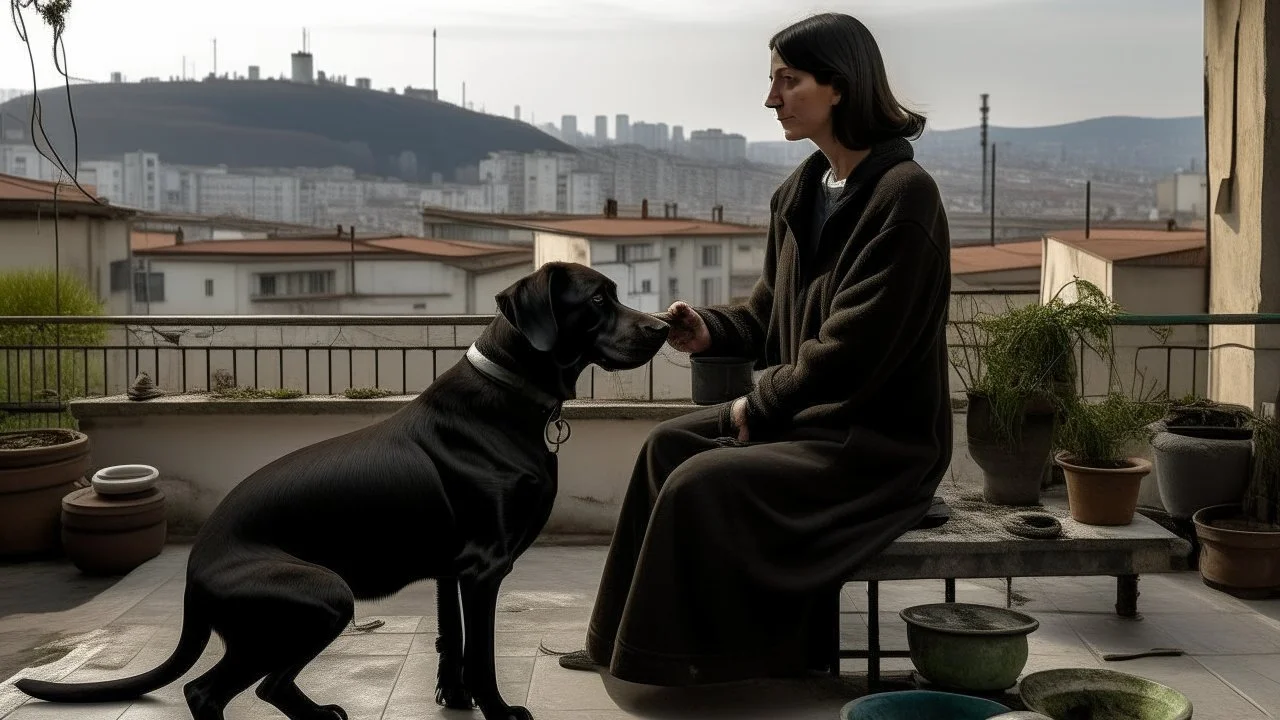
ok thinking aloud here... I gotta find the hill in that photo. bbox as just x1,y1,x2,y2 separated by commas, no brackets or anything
915,115,1205,173
0,79,575,181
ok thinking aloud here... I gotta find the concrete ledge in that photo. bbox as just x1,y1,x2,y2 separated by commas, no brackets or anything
69,394,705,421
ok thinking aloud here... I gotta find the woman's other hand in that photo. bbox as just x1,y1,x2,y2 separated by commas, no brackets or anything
731,397,750,442
664,301,711,354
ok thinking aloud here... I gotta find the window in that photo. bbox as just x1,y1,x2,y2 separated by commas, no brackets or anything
204,279,214,297
700,277,722,305
701,244,722,267
668,277,678,297
133,272,165,303
254,270,336,298
109,260,131,292
616,243,651,263
640,279,652,294
668,247,677,265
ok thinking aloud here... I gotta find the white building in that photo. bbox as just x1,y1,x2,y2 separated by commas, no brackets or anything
478,151,601,215
415,207,768,313
193,169,303,223
129,231,533,315
0,143,63,181
688,129,748,164
1155,172,1208,220
421,183,511,214
0,172,138,313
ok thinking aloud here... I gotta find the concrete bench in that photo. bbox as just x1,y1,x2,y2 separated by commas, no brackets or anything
825,487,1195,688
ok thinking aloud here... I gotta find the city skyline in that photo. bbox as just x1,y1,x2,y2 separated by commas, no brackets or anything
1,0,1204,143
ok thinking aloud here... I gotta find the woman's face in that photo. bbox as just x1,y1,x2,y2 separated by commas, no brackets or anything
765,49,840,143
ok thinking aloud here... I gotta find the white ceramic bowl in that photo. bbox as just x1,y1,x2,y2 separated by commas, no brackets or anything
91,464,160,496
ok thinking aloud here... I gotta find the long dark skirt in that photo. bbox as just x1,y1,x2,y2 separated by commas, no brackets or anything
582,405,937,686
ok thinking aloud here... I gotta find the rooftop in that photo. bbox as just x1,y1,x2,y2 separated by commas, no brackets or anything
0,173,134,218
951,240,1043,275
1047,228,1208,265
132,232,531,265
422,207,766,238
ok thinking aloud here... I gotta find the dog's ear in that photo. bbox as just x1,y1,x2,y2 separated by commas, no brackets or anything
495,263,564,353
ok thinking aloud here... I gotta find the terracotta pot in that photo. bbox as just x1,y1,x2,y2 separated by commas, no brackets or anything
0,429,91,557
1055,452,1151,526
61,485,168,576
1192,503,1280,599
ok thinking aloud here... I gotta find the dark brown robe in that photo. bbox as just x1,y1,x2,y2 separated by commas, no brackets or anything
582,138,954,686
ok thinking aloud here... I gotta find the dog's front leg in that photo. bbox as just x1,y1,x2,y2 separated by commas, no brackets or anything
460,574,531,720
434,577,474,710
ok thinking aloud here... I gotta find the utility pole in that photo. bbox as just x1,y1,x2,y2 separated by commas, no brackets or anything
432,29,437,92
980,93,990,212
212,38,217,78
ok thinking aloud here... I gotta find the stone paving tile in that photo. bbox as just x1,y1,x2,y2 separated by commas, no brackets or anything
1196,654,1280,716
7,544,1280,720
1146,612,1280,656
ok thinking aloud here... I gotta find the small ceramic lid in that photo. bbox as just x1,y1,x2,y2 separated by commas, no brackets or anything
63,486,165,515
900,602,1040,636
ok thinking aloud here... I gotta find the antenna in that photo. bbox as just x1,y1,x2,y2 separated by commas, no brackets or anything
213,38,217,77
433,28,437,92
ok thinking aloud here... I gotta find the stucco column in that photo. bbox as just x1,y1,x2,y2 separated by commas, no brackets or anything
1206,0,1280,411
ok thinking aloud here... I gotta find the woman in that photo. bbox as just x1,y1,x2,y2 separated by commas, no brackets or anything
560,11,953,686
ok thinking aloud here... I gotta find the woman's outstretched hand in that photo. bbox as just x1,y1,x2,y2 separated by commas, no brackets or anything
663,301,711,354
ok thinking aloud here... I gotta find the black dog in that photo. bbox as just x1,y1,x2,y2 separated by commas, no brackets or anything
16,261,670,720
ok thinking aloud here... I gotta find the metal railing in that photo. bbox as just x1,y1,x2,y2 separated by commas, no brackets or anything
2,312,1278,430
0,314,690,430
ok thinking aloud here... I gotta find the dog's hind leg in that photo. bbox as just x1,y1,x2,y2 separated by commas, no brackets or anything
460,573,531,720
434,577,474,710
189,560,355,720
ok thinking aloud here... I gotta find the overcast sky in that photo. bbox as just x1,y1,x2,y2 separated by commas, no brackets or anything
0,0,1204,142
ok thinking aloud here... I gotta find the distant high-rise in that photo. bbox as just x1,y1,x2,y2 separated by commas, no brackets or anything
515,105,522,121
595,115,608,143
561,115,578,143
616,114,630,144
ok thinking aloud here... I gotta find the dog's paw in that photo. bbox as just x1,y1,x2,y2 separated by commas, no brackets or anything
434,683,475,710
318,705,348,720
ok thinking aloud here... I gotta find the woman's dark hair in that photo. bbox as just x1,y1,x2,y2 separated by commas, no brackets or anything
769,12,926,150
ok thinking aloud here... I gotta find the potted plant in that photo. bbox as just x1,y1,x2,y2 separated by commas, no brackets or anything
950,280,1119,506
1152,395,1255,519
1054,392,1169,526
1193,410,1280,598
0,427,92,557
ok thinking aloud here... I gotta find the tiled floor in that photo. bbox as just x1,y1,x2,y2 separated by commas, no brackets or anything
1,544,1278,719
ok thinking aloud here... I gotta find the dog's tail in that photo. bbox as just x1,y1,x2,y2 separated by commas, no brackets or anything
15,589,212,704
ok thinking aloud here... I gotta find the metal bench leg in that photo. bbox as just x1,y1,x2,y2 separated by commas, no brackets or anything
944,578,955,603
1116,574,1140,618
867,580,880,691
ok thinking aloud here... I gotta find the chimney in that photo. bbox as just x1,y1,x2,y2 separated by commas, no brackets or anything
641,199,649,219
175,227,184,245
712,205,724,223
671,202,678,218
663,202,671,219
336,223,344,237
604,198,618,218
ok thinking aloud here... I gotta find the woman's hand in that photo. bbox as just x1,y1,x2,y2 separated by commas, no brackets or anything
664,301,711,354
731,397,750,442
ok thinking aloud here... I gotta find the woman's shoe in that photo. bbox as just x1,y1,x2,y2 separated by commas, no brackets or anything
557,649,601,672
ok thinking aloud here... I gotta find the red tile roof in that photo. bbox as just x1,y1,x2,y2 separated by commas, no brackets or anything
951,240,1043,275
0,172,133,217
134,233,528,260
1047,228,1206,263
423,208,765,237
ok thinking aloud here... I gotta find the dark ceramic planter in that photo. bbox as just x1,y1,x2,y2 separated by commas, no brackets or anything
1153,426,1253,519
689,356,754,406
965,392,1056,506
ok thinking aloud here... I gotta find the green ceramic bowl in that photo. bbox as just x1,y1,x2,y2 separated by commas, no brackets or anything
1019,668,1193,720
900,603,1040,692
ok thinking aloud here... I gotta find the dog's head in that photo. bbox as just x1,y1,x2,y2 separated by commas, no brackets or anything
495,262,670,371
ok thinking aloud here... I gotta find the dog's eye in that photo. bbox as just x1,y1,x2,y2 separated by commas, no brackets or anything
591,294,605,305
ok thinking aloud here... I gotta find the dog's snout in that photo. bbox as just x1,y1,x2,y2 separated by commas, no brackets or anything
640,315,670,338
